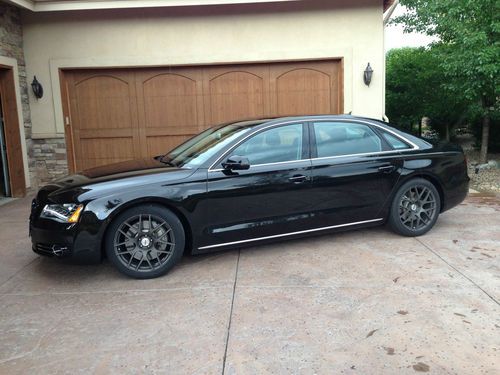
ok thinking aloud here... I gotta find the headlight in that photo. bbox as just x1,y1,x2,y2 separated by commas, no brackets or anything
40,204,84,223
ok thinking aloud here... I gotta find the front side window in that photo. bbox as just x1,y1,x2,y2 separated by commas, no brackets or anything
231,123,303,165
161,123,255,168
313,122,382,158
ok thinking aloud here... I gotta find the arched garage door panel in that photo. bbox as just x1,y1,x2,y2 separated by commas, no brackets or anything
136,69,204,157
67,70,141,171
204,65,270,125
273,66,335,116
63,60,342,172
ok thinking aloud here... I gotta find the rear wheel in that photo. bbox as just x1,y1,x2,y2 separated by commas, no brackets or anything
105,205,185,279
388,178,441,237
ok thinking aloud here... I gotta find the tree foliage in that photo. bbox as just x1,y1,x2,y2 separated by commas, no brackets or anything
392,0,500,161
386,47,468,137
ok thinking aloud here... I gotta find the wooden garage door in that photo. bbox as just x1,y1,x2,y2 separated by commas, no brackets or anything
63,60,342,171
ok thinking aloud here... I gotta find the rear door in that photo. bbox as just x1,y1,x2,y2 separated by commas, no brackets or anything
196,122,313,249
307,120,403,227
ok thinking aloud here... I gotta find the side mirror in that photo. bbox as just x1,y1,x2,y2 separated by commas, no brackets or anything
222,155,250,171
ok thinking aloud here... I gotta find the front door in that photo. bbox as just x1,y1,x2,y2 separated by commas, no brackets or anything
197,122,313,249
308,120,402,227
0,97,11,197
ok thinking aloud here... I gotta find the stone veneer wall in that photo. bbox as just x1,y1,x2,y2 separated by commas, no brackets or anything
0,3,68,190
31,138,68,186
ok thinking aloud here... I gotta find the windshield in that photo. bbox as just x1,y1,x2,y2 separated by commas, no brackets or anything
159,124,254,168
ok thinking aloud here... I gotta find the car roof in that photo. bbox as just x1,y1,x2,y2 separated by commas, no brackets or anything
223,114,379,128
262,114,380,124
241,114,387,123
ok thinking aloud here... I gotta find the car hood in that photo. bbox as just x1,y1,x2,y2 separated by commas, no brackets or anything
37,158,195,203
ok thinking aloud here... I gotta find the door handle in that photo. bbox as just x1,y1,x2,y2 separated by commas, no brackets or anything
288,174,309,183
378,164,396,174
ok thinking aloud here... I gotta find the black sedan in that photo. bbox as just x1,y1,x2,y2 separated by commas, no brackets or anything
30,115,469,279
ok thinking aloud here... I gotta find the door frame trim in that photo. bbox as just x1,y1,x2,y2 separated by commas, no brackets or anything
58,69,77,172
0,57,29,196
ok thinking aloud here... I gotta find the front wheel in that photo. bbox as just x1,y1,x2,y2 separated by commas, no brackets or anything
105,205,185,279
388,178,441,237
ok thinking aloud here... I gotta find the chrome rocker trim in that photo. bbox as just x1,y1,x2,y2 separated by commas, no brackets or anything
197,218,384,250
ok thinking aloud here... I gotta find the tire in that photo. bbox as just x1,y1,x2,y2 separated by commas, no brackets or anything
388,178,441,237
105,204,185,279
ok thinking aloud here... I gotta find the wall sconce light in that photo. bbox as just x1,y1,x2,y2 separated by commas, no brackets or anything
363,63,373,86
31,76,44,99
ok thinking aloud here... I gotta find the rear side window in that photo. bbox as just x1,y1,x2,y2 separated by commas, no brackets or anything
380,130,411,150
313,122,382,158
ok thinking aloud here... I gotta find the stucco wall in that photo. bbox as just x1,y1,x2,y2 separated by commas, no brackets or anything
21,0,384,139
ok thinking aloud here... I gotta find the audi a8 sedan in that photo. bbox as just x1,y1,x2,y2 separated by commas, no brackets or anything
30,115,469,278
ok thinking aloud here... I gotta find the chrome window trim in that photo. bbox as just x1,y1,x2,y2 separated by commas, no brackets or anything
311,149,409,162
210,158,311,173
197,218,384,250
207,117,420,172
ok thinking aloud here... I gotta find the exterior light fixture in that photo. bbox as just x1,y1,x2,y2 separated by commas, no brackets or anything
363,63,373,86
31,76,44,99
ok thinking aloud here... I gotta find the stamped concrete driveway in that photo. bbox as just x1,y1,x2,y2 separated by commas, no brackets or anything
0,193,499,374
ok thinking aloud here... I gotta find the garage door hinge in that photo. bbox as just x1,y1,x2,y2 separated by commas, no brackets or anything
65,116,70,126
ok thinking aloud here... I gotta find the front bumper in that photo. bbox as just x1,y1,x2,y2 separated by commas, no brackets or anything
30,199,102,264
30,223,102,264
30,224,74,258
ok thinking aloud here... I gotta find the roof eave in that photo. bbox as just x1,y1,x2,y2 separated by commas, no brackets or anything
384,0,396,12
5,0,397,13
4,0,301,12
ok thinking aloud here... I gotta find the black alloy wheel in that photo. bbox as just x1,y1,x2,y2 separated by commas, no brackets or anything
388,178,441,237
105,205,185,279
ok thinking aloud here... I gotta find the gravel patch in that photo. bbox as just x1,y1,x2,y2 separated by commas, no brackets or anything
452,133,500,194
465,150,500,193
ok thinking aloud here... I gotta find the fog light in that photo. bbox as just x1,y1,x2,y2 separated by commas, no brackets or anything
52,245,68,257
